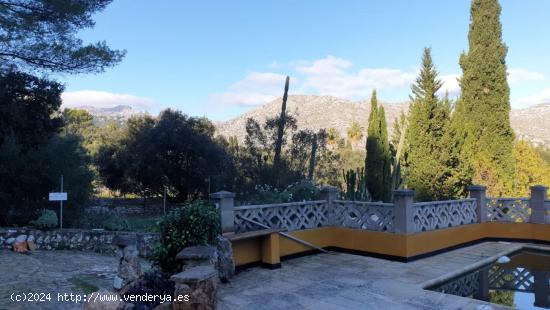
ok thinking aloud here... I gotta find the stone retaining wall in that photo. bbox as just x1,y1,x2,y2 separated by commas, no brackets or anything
0,228,158,258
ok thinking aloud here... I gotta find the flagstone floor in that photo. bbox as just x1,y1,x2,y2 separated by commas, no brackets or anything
217,241,539,310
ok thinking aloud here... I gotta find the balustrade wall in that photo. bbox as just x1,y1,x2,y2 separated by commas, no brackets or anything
211,185,550,235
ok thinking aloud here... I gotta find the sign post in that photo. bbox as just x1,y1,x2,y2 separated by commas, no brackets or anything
49,175,67,230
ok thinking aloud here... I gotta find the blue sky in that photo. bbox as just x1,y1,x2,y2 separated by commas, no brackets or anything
59,0,550,120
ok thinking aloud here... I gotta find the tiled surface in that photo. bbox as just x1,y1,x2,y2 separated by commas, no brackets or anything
218,242,537,309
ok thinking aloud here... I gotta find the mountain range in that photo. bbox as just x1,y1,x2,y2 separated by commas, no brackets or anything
216,95,550,148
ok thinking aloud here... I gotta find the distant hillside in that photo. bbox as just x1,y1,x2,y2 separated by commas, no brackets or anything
78,105,144,126
511,103,550,147
216,95,408,147
216,95,550,148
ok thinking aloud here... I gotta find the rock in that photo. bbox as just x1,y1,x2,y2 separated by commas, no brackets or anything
152,302,172,310
13,235,28,252
176,245,218,271
214,236,235,283
5,237,15,245
113,276,124,290
497,256,511,264
171,265,218,310
84,289,124,310
27,240,37,251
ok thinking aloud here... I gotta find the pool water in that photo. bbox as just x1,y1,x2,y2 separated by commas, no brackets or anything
427,250,550,309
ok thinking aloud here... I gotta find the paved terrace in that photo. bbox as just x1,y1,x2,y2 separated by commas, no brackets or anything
218,241,540,310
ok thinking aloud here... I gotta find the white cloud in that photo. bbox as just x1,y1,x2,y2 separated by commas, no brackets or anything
516,88,550,108
295,55,415,98
212,72,288,107
61,90,155,111
508,68,544,84
439,74,461,97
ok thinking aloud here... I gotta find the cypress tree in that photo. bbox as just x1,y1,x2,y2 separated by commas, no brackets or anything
454,0,515,196
365,90,391,201
406,48,460,200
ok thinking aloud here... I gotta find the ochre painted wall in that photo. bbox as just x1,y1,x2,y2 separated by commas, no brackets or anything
232,223,550,267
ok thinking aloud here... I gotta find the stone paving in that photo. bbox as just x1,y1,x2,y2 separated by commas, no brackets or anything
217,242,539,310
0,250,149,310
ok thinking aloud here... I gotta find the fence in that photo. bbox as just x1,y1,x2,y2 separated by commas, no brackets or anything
211,185,550,236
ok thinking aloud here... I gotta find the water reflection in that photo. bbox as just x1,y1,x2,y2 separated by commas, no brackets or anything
429,251,550,309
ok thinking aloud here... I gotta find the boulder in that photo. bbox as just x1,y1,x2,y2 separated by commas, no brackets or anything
176,245,217,271
171,265,218,310
13,235,28,252
27,235,37,251
213,236,234,282
5,237,15,245
84,289,124,310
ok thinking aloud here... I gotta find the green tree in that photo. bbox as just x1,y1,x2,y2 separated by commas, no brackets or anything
0,0,125,73
512,140,550,197
365,90,392,201
406,48,462,200
0,72,92,225
346,121,363,142
453,0,515,196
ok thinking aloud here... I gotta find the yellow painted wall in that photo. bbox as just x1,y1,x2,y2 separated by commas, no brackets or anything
232,222,550,267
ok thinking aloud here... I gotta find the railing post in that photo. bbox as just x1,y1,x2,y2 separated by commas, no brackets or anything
320,186,338,206
393,189,415,234
529,185,548,224
467,185,487,223
320,186,339,226
210,191,236,234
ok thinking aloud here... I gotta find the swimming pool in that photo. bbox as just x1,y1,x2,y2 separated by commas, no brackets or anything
427,249,550,309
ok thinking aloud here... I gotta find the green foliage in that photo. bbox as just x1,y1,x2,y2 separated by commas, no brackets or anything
453,0,515,196
489,290,514,307
96,109,235,202
0,0,125,74
103,217,129,231
31,209,58,229
512,140,550,197
246,181,320,204
342,168,369,201
152,201,220,273
0,71,93,226
405,48,463,200
365,90,392,202
346,122,364,142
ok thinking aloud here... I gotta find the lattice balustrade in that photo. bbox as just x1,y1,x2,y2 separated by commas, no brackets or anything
431,270,480,297
331,200,395,232
487,198,530,222
488,266,535,292
545,200,550,224
412,199,477,232
234,200,329,233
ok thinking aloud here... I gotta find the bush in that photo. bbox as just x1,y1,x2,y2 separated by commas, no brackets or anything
152,200,220,273
284,180,320,202
103,217,129,231
30,209,58,229
245,181,320,204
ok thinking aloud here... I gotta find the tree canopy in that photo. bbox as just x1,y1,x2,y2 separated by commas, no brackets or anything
0,0,125,73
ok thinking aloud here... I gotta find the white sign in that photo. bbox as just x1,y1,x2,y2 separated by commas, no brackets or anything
49,192,67,201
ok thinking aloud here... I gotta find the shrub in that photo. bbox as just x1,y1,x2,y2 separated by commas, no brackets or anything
103,217,129,231
284,180,320,202
30,209,58,229
152,200,220,273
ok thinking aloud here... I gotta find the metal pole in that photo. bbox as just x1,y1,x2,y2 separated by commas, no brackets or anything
163,186,166,216
60,175,63,230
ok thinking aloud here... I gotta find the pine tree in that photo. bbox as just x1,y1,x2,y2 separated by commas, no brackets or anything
406,48,460,200
365,90,391,201
453,0,515,196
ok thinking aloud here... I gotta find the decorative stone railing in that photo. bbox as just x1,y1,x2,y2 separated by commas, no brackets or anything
210,184,550,236
332,200,395,232
486,198,530,222
412,199,477,232
233,200,329,233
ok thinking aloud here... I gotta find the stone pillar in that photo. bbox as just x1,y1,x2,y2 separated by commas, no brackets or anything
393,190,415,234
530,185,548,224
533,270,550,308
320,186,339,226
210,191,236,234
171,265,218,310
467,185,488,223
473,268,489,302
113,235,142,294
